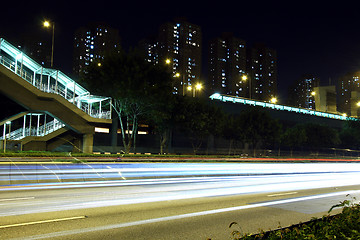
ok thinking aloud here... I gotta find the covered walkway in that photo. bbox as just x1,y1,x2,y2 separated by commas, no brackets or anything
0,38,112,153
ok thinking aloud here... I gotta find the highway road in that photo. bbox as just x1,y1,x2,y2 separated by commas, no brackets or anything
0,162,360,239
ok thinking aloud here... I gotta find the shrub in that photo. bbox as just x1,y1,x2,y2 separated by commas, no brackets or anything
231,198,360,239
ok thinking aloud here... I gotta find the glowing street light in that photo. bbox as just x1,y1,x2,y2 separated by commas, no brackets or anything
43,21,50,28
270,97,278,104
43,20,55,68
165,59,171,65
241,74,251,99
188,83,203,97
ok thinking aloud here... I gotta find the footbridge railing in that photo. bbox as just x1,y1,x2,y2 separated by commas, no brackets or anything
0,113,65,141
0,38,111,120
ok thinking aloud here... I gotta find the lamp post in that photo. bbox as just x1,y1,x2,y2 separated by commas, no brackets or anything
43,20,55,68
188,83,203,97
242,74,251,99
174,73,186,96
270,97,278,104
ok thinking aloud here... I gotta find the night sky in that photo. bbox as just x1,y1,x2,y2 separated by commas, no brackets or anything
1,1,360,102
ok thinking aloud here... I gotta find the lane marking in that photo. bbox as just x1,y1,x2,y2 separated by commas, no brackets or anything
267,192,298,197
13,190,360,240
106,166,126,180
0,216,86,229
0,197,35,202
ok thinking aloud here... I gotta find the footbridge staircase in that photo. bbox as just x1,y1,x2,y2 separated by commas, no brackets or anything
0,38,112,153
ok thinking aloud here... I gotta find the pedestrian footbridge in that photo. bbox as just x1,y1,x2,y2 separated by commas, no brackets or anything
0,38,112,153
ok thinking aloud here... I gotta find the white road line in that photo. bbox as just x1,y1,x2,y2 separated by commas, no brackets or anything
267,192,298,197
0,216,86,229
12,190,360,240
0,197,35,202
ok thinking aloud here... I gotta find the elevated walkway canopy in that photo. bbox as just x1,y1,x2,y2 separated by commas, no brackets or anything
209,93,357,122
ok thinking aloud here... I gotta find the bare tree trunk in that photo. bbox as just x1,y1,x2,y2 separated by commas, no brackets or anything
132,117,138,154
111,100,141,155
118,112,127,154
228,139,234,155
159,131,167,155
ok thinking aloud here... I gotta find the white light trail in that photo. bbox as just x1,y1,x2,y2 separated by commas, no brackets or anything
2,162,360,183
10,190,360,240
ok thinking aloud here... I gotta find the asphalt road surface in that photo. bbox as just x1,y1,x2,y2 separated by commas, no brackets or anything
0,162,360,239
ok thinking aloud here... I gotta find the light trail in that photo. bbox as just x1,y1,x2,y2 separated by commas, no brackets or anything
1,162,360,240
0,162,359,217
0,197,35,202
267,192,298,197
8,190,360,240
1,162,360,184
0,171,360,216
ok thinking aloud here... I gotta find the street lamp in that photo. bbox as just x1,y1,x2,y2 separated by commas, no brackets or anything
241,74,251,99
270,97,278,104
187,83,203,97
43,20,55,68
173,72,187,96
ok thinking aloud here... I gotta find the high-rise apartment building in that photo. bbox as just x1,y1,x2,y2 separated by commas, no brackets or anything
247,43,277,101
338,71,360,116
287,75,319,109
73,23,120,76
143,19,202,95
208,33,247,97
16,33,52,68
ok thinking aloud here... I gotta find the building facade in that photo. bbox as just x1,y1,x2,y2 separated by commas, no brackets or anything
73,23,120,76
143,19,202,95
247,43,277,101
208,33,247,97
338,71,360,116
313,86,337,113
288,75,320,109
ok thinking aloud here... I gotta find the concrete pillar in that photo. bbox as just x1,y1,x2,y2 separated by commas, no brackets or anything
111,115,118,150
82,133,94,154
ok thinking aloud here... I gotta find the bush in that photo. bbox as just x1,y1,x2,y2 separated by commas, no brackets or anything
232,198,360,239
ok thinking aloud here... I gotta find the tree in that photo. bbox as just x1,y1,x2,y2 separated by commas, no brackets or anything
302,123,340,151
147,93,177,154
81,49,173,153
238,108,282,157
340,120,360,149
282,125,307,157
223,115,244,155
175,97,225,154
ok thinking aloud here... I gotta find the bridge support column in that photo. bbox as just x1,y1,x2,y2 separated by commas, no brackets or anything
82,133,93,154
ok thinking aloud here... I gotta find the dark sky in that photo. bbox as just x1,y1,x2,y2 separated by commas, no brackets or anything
1,1,360,102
